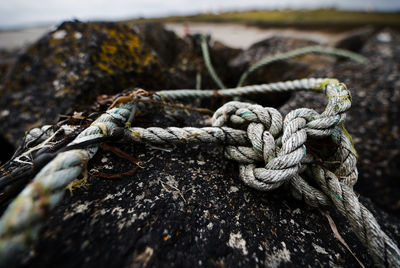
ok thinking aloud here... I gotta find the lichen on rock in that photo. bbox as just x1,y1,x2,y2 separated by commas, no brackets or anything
0,22,399,267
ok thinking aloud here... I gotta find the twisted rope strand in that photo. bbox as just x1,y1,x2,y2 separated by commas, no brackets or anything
153,77,327,101
134,80,399,266
0,78,398,267
237,46,367,87
200,34,226,89
0,102,135,264
311,166,400,267
128,126,249,146
2,78,326,264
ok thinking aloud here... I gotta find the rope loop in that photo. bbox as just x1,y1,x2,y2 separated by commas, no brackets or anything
210,80,353,191
2,78,398,267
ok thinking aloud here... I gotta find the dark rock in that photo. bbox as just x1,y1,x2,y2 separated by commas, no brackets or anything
0,20,168,147
134,23,185,67
0,22,241,151
208,40,242,88
229,36,320,82
228,36,333,107
334,26,375,52
0,49,19,83
0,49,20,162
2,23,400,267
280,28,400,217
22,109,400,268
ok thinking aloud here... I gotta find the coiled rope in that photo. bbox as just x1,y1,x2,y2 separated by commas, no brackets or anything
0,78,398,267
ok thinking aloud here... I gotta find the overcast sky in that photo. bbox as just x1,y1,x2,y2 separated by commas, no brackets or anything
1,0,399,29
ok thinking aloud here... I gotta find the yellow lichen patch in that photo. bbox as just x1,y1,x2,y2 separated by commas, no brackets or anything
66,178,90,196
66,165,90,195
314,78,340,91
227,197,235,209
101,43,118,55
341,123,359,158
96,62,114,75
92,24,158,75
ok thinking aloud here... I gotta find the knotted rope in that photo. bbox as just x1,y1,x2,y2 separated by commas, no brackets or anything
0,78,398,267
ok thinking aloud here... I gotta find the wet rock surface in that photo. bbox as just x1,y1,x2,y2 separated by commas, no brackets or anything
0,22,399,267
0,21,165,146
280,28,400,217
0,21,243,149
21,109,400,268
333,26,375,52
22,143,399,268
228,37,335,107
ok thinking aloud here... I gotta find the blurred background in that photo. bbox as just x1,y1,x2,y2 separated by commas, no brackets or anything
0,1,400,266
1,0,400,29
1,0,400,49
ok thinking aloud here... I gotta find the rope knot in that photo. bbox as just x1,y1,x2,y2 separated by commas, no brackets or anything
213,101,292,190
211,81,356,191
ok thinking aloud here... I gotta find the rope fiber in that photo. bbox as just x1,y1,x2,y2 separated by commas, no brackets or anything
0,78,398,267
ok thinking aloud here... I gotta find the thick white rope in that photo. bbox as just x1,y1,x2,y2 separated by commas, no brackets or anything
312,166,400,267
0,78,398,267
0,102,134,265
126,81,400,267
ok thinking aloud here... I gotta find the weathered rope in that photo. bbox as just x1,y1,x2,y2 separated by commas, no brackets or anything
200,34,226,89
128,81,352,201
200,34,367,89
127,81,399,267
311,166,400,267
236,46,367,87
0,78,398,267
154,77,326,101
129,126,249,146
0,102,135,265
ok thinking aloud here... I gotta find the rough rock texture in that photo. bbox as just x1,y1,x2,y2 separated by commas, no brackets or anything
0,48,20,162
1,23,400,267
228,36,325,83
0,21,239,148
280,28,400,217
0,21,164,146
228,37,337,108
333,26,375,52
22,111,400,268
0,49,19,81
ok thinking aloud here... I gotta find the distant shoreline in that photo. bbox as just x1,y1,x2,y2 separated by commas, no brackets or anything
0,26,54,50
1,8,400,31
122,9,400,31
1,9,399,50
0,22,352,51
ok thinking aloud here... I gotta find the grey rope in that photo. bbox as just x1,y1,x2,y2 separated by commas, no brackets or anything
129,126,249,146
312,166,400,267
0,102,135,265
195,71,202,90
0,78,398,267
128,81,399,267
237,46,367,87
154,77,326,101
200,34,226,89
